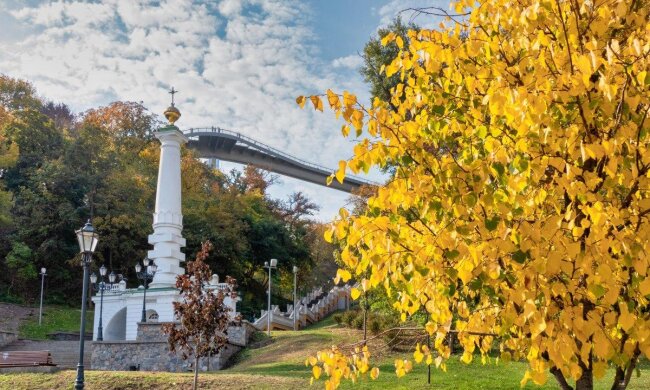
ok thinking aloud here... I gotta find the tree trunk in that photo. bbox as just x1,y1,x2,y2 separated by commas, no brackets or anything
550,367,573,390
611,353,640,390
576,368,593,390
193,355,199,390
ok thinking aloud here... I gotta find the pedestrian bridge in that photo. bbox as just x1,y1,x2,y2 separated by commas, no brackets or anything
183,127,377,193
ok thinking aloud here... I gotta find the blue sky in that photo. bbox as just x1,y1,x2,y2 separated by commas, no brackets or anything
0,0,442,221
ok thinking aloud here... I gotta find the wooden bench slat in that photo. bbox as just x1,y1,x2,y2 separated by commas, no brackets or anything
0,351,56,367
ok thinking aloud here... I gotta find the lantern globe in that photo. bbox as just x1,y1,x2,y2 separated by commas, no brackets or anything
75,220,99,253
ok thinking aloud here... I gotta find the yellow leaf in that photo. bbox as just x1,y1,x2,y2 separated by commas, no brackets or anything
520,370,531,388
296,95,306,108
396,36,404,49
335,160,347,184
531,369,547,385
639,277,650,296
351,110,364,131
324,228,334,243
618,304,636,332
370,367,379,380
381,32,395,46
310,96,324,112
313,365,322,379
350,287,361,300
337,269,352,283
413,345,424,363
326,89,340,109
593,361,607,379
343,91,357,107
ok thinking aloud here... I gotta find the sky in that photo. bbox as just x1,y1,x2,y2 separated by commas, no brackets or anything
0,0,444,221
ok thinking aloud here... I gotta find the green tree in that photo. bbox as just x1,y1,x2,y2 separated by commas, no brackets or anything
360,17,418,109
5,241,35,296
0,75,41,112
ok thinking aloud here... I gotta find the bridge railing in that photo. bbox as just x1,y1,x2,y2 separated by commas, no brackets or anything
183,126,379,186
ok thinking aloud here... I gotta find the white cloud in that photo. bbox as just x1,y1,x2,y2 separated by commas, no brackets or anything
331,54,362,70
0,0,379,221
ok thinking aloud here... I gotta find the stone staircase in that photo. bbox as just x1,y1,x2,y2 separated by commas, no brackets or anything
0,339,91,369
253,285,351,331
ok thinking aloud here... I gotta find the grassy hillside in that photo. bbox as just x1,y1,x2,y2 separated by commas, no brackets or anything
18,305,94,340
1,313,649,389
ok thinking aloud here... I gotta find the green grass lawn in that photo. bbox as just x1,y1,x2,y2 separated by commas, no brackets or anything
2,312,650,389
18,305,94,340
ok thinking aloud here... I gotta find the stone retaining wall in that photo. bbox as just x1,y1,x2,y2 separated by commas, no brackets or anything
91,321,248,372
0,330,17,348
91,340,241,372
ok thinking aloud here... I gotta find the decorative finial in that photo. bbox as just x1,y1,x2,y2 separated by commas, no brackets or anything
169,87,178,106
164,86,181,125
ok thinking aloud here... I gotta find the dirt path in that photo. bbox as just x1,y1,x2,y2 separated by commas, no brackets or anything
0,303,36,333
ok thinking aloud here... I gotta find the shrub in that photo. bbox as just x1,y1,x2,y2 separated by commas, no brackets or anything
352,315,364,330
342,310,357,327
369,318,382,335
332,312,344,325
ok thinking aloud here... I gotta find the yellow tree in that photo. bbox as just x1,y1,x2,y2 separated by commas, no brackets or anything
300,0,650,389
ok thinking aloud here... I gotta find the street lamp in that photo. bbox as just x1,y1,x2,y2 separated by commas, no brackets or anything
263,259,278,336
74,220,99,390
90,266,115,341
135,257,157,323
39,267,47,326
293,266,298,331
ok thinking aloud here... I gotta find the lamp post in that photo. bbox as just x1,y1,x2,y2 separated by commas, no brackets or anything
135,257,157,323
293,266,298,331
90,266,115,341
38,267,46,326
74,220,99,390
264,259,277,336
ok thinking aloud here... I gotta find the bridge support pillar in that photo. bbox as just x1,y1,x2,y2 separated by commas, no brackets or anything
148,124,188,288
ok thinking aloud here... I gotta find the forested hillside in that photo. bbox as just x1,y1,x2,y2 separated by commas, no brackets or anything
0,74,336,317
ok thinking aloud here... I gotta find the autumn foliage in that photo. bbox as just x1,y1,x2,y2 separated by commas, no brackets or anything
300,0,650,389
163,241,239,390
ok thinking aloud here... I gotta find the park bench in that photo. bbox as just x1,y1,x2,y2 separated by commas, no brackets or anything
0,351,56,368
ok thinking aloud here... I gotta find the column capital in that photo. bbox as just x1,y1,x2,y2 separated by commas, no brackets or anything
154,125,188,145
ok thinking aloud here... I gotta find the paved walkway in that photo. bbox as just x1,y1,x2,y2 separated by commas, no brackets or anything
0,303,35,333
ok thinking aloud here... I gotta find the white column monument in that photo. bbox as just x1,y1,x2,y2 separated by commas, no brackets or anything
148,89,187,288
91,90,238,342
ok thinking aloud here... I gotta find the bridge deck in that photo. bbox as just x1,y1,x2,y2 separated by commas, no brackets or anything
183,127,376,193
